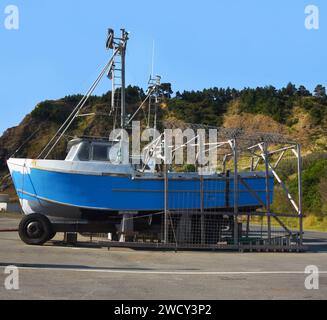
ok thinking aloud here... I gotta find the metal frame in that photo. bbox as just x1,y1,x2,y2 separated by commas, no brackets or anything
157,131,304,251
53,131,305,252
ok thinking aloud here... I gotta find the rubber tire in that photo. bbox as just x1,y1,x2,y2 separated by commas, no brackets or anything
19,214,53,246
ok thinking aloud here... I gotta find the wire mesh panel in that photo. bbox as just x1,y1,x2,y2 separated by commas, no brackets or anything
163,213,235,247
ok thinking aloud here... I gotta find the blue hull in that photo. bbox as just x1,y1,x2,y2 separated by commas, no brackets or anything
9,162,274,219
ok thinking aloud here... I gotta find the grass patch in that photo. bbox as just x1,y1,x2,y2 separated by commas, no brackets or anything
303,215,327,232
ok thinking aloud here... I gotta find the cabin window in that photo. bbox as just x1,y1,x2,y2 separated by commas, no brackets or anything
66,144,79,161
78,143,91,161
92,144,108,161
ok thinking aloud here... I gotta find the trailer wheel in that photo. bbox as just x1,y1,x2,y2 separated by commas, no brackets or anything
19,214,53,246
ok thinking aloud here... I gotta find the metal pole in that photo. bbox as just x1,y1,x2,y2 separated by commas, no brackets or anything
250,157,254,172
164,163,169,244
297,144,303,246
164,132,169,243
246,215,250,238
264,142,271,243
111,56,115,114
200,175,205,245
222,155,227,174
120,29,127,129
147,95,152,128
233,139,239,245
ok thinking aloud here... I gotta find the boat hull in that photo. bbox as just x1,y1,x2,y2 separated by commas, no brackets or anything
7,158,274,220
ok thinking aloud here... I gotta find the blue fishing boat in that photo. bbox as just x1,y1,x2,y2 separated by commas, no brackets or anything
7,29,274,245
7,157,273,219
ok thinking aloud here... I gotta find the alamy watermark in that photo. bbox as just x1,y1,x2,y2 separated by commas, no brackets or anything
0,264,324,292
305,5,319,30
4,4,19,30
3,266,19,290
104,122,225,176
304,265,319,290
1,4,321,32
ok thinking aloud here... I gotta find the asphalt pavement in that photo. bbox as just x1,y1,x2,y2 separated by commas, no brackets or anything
0,216,326,300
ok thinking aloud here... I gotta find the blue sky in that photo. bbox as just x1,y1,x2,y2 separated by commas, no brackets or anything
0,0,326,134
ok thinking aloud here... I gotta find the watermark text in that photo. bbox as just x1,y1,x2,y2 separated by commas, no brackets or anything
4,266,19,290
305,5,319,30
305,265,319,290
4,4,19,30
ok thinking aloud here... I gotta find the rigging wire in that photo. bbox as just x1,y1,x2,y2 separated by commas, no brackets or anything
127,86,156,125
16,33,159,162
9,123,44,159
38,48,119,159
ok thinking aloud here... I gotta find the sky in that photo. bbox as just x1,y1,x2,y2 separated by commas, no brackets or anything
0,0,326,134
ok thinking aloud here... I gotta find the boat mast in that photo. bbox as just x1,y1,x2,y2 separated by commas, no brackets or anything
107,28,129,130
120,29,128,129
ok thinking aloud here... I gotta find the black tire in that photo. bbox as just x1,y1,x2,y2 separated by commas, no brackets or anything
19,214,53,246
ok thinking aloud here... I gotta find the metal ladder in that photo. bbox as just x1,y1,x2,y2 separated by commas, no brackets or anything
147,75,162,129
108,52,123,128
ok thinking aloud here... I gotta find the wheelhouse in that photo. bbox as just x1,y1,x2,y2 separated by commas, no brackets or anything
65,138,118,162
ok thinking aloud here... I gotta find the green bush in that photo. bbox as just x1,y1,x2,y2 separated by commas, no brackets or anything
287,158,327,215
31,101,74,124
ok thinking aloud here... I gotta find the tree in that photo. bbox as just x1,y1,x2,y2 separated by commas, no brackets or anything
175,91,183,100
314,85,326,99
297,85,311,97
281,82,297,97
159,83,173,99
125,85,144,104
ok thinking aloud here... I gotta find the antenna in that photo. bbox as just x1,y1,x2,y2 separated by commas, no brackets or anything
151,40,155,78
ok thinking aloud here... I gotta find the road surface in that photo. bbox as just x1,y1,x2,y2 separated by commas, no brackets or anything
0,216,326,300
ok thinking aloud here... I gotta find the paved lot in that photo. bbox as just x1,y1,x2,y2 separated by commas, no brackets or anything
0,216,326,300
